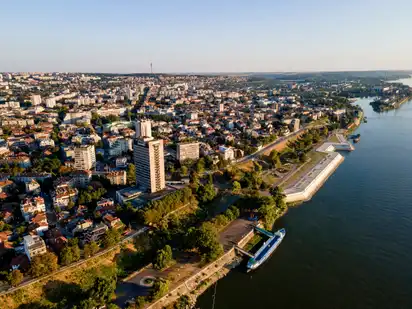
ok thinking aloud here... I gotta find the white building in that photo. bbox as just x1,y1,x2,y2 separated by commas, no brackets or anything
135,119,152,138
218,146,235,161
63,111,92,125
107,137,132,157
31,94,42,106
20,196,46,222
45,97,56,108
133,138,165,193
25,179,41,194
176,142,199,162
23,235,47,261
74,145,96,170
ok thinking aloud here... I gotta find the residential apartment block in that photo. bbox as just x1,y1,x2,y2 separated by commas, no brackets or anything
176,142,199,162
74,145,96,170
133,138,165,193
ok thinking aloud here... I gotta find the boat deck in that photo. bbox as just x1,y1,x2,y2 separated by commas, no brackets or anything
254,234,281,262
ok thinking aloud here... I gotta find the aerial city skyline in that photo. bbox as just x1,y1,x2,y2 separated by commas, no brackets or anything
2,2,412,309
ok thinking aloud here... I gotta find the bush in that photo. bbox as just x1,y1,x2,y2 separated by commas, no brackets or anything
153,245,173,270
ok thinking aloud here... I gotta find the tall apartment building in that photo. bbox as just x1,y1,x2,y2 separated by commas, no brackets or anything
134,138,165,193
74,145,96,170
176,142,199,162
31,94,42,106
135,119,152,138
292,118,300,132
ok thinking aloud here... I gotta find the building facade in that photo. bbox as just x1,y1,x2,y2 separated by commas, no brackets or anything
176,142,200,162
31,94,42,106
23,235,47,261
74,145,96,170
133,138,165,193
135,119,152,138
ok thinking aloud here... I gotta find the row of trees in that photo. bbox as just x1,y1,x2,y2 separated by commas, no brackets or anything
143,187,194,226
287,128,327,155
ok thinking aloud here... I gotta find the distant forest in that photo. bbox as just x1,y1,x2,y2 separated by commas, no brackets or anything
249,71,412,83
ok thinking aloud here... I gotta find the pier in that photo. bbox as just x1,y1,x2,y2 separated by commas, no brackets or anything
234,246,255,258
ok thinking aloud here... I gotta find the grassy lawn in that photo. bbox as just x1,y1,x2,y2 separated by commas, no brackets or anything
0,250,120,309
262,173,279,185
305,118,329,128
281,151,327,189
328,135,340,143
243,234,263,253
238,160,254,172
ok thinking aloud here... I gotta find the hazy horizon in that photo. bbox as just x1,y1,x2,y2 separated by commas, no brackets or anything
3,0,412,73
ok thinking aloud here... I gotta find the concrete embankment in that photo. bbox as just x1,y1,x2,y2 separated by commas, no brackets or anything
284,152,344,203
283,136,352,204
146,227,255,309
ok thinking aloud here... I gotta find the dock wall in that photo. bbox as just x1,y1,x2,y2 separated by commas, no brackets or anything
284,153,344,203
146,228,255,309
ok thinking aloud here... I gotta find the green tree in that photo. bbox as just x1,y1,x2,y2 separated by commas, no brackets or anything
150,278,169,301
232,181,241,194
102,228,121,248
172,295,191,309
197,183,216,204
30,252,59,277
269,150,281,168
153,245,173,270
189,172,200,192
60,243,81,265
253,161,262,173
7,269,23,286
60,245,73,265
83,243,91,258
195,158,205,174
196,223,224,262
299,152,307,163
127,164,136,186
84,241,100,258
180,166,188,177
87,276,116,307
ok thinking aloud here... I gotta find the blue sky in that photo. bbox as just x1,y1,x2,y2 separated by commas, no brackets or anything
2,0,412,73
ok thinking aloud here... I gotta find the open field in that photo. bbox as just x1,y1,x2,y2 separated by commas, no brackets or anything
0,249,120,309
262,173,279,185
237,160,254,172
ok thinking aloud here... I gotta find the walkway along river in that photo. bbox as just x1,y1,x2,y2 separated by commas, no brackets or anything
196,95,412,309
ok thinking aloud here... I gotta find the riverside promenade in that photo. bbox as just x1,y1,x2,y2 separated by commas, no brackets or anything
283,134,353,203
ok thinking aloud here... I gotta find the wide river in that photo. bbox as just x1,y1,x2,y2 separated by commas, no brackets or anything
197,83,412,309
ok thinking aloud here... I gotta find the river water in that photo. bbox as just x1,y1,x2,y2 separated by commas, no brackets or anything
197,84,412,309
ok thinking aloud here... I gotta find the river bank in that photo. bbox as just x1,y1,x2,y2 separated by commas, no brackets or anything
370,95,411,112
197,96,412,309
